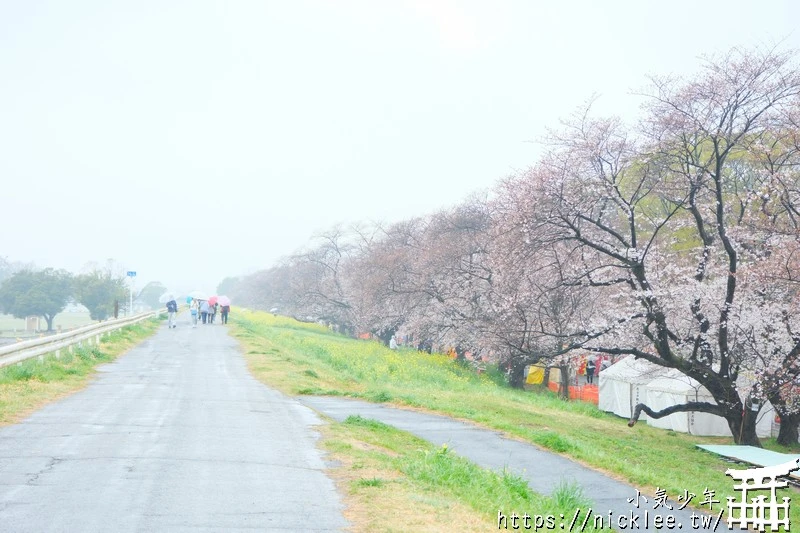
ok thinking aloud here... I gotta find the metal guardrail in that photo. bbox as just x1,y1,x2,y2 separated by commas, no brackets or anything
0,309,167,369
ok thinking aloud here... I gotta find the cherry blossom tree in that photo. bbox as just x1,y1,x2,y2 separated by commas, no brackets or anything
507,47,800,445
342,217,430,344
346,198,495,353
231,48,799,445
487,178,598,388
232,226,361,330
401,199,495,354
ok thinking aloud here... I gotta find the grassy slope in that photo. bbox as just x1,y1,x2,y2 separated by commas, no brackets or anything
322,415,593,532
232,310,800,529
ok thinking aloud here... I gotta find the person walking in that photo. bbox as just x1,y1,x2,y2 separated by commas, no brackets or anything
200,300,209,324
220,304,230,324
585,356,597,385
190,299,199,328
166,298,178,329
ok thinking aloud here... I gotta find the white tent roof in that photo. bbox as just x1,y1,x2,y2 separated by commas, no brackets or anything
600,356,669,384
598,357,671,419
644,369,722,434
645,369,711,396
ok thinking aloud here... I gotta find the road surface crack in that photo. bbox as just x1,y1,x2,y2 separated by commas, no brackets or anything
26,456,62,485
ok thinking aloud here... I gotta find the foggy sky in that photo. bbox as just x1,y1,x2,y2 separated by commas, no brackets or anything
2,0,798,296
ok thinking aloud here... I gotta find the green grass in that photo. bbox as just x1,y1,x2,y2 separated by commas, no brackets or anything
231,309,800,527
0,318,161,424
354,476,386,488
323,414,600,531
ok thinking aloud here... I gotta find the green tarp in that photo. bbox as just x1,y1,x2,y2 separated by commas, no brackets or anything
697,444,800,478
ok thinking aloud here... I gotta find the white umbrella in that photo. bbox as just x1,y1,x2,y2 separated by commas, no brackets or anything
158,291,177,304
188,290,209,301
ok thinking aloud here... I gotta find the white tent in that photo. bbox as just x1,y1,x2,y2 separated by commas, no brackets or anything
753,403,777,439
598,357,670,419
644,369,774,437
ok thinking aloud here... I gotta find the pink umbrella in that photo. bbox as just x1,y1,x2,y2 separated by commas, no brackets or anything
208,296,218,306
218,295,231,306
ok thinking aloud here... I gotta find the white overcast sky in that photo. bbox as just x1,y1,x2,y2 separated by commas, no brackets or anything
1,1,798,297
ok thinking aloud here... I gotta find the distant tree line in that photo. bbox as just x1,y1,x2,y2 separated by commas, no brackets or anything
0,259,169,331
222,47,800,446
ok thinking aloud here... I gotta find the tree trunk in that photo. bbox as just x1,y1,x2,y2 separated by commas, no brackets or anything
765,392,799,447
44,314,55,332
559,364,570,400
629,401,760,446
776,411,800,447
506,358,527,389
728,408,761,447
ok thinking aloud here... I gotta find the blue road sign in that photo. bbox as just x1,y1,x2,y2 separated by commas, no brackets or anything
127,271,136,277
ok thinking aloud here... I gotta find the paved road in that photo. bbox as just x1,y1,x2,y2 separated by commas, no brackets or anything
300,398,721,533
0,316,348,532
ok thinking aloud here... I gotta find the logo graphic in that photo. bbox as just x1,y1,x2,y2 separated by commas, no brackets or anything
725,459,798,532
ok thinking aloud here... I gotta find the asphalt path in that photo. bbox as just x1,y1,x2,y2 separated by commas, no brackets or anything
0,314,348,532
300,398,722,533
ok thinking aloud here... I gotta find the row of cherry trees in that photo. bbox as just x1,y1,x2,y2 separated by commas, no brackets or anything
230,47,800,445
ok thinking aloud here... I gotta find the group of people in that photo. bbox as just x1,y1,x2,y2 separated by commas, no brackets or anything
165,298,230,328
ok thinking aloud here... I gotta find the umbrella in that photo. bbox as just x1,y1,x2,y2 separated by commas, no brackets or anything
188,290,209,301
158,291,177,304
208,296,218,306
218,295,231,307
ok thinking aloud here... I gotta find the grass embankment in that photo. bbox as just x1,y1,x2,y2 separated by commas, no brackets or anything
0,318,161,425
323,415,590,531
231,310,800,530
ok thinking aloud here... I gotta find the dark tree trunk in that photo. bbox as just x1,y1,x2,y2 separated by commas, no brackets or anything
776,411,800,446
558,364,570,399
674,367,760,445
765,392,798,446
506,358,528,389
728,408,761,447
629,401,761,446
44,314,54,332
